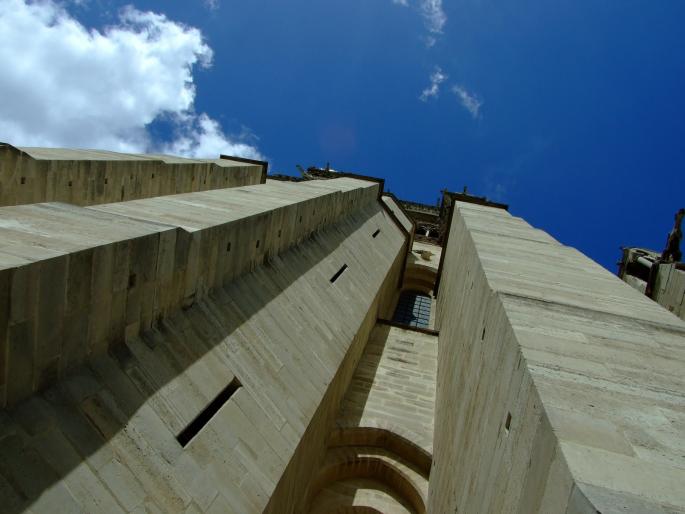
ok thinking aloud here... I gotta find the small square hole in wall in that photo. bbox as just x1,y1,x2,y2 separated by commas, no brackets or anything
128,273,137,289
68,181,72,187
20,177,26,184
226,242,231,252
104,178,108,184
505,412,512,433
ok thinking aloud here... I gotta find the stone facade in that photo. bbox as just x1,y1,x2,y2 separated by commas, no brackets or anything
431,202,685,513
0,144,264,207
0,147,684,513
619,247,685,321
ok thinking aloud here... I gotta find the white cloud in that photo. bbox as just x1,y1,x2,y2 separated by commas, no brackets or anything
419,67,448,102
0,0,261,159
452,85,482,119
420,0,446,35
204,0,219,10
391,0,446,44
164,114,263,160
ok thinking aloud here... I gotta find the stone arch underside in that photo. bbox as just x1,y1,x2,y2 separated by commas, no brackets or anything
401,265,438,296
304,319,438,514
306,445,427,514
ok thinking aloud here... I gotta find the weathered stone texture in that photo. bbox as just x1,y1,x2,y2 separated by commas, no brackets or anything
3,146,685,514
303,324,437,513
0,144,263,207
653,263,685,320
0,178,380,407
382,194,414,235
334,324,437,455
429,201,685,513
0,197,406,513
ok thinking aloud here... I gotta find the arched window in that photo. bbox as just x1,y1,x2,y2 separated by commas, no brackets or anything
392,290,432,328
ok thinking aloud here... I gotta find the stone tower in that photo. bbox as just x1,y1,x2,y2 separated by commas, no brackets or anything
0,143,684,513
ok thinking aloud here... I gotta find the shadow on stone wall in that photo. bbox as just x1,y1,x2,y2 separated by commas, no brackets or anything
0,207,377,513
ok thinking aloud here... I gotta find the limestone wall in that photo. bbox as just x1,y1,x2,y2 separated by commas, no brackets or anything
429,201,685,513
303,323,437,514
653,263,685,320
402,241,441,298
0,145,263,206
0,178,380,408
381,194,414,236
334,324,437,454
0,193,407,513
265,251,406,514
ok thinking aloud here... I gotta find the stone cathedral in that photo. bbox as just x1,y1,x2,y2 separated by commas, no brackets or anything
0,143,684,513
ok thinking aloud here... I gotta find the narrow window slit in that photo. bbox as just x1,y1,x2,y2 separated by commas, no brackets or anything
177,378,242,447
372,229,381,238
20,177,26,184
226,242,231,252
256,240,260,248
505,412,512,433
330,264,348,283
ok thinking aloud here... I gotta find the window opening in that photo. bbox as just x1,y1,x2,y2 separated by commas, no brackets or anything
177,378,242,447
330,264,348,283
392,291,432,328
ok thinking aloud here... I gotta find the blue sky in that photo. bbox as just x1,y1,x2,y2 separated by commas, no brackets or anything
1,0,684,271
